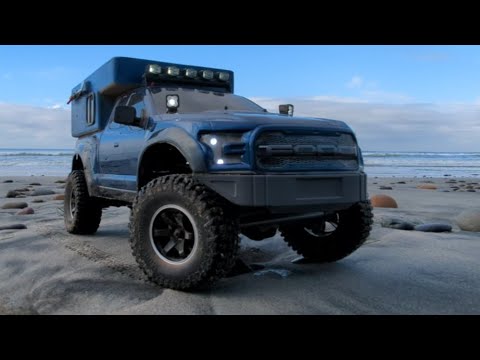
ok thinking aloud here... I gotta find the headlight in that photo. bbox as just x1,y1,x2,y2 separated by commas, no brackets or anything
200,133,246,165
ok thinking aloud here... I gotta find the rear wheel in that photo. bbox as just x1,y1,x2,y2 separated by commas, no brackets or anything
280,201,373,262
64,170,102,235
129,174,239,290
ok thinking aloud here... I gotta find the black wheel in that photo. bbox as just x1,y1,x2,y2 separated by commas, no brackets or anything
129,174,239,290
64,170,102,235
280,201,373,262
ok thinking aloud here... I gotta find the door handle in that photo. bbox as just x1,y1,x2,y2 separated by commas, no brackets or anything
113,143,119,148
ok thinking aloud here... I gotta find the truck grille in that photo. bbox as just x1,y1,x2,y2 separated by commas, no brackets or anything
255,131,359,171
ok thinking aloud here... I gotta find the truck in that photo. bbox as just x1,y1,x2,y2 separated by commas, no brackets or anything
65,57,373,290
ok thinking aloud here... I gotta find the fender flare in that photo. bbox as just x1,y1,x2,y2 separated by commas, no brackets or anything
138,127,208,177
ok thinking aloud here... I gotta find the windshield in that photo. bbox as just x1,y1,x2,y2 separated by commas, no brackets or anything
150,87,265,114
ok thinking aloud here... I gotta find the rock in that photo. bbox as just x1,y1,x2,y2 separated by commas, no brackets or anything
465,186,474,190
417,184,437,190
444,174,452,177
442,190,450,192
467,189,476,192
2,180,13,183
414,223,452,232
6,190,19,198
32,199,44,203
370,194,398,208
1,202,28,209
14,188,30,192
16,207,34,215
53,194,65,201
55,180,66,184
397,181,406,184
29,182,41,186
0,224,27,231
459,180,466,183
381,218,415,230
31,189,55,196
456,210,480,232
379,186,393,190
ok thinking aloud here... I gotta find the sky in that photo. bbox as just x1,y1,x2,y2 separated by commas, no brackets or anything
0,45,479,151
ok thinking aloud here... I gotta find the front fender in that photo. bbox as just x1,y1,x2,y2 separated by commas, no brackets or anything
139,127,207,174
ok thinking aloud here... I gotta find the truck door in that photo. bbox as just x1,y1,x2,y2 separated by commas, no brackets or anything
98,89,147,191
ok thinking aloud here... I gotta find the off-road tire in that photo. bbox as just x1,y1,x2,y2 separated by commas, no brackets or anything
280,201,373,262
64,170,102,235
129,174,239,290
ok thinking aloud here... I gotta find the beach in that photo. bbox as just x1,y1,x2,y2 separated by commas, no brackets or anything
1,174,479,314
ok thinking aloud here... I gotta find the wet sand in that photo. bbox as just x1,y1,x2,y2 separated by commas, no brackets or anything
0,175,479,314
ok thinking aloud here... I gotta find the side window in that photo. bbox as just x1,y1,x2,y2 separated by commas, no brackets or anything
86,93,95,126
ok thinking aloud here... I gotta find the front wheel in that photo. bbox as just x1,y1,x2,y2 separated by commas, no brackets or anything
129,175,239,290
64,170,102,235
280,201,373,262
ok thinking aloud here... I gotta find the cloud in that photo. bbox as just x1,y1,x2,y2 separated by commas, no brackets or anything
251,97,480,152
347,75,363,89
0,102,75,148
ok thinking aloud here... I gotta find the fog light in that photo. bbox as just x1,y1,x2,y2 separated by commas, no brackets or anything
166,95,179,112
185,68,197,78
202,70,214,80
148,64,162,74
167,66,180,76
218,72,230,81
216,159,224,165
210,138,218,146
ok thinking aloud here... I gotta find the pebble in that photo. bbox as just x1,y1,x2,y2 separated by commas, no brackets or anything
6,190,20,198
467,189,476,192
55,180,66,184
16,207,34,215
32,199,44,203
1,202,28,209
456,209,480,232
370,194,398,208
31,189,56,196
379,186,393,190
417,184,437,190
0,224,27,231
397,181,406,184
2,180,13,183
29,183,41,186
381,218,415,230
414,223,452,232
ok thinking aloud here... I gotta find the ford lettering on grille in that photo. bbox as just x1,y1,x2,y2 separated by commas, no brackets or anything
257,144,357,157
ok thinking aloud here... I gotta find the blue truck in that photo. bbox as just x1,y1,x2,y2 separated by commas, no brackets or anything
65,57,373,290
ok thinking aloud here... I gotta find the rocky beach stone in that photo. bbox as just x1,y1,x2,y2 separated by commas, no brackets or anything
0,224,27,231
379,186,393,190
417,184,437,190
370,194,398,208
28,183,41,186
467,189,476,192
31,189,56,196
414,223,452,232
54,180,66,184
32,199,44,203
14,188,30,192
397,181,406,184
456,209,480,232
53,194,65,201
16,207,34,215
1,202,28,209
6,190,19,198
381,218,415,230
2,180,14,183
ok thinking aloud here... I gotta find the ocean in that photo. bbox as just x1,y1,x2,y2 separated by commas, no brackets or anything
1,148,480,178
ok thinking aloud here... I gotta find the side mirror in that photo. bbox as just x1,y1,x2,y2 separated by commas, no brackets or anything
114,106,138,126
279,104,294,116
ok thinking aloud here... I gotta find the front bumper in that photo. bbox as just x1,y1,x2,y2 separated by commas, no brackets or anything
194,172,367,213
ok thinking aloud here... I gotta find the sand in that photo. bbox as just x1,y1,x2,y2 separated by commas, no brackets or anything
0,175,479,314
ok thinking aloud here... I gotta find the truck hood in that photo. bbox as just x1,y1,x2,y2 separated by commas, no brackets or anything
152,111,354,134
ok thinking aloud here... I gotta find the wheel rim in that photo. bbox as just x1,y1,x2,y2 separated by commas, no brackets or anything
69,188,77,219
304,213,339,238
149,204,198,265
